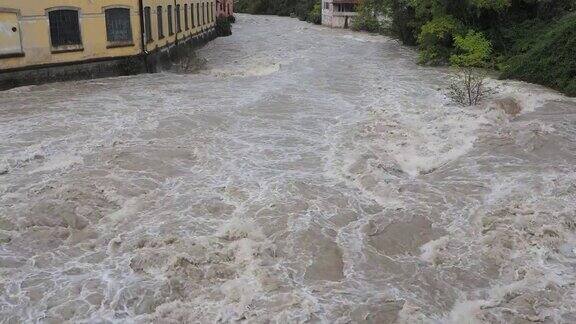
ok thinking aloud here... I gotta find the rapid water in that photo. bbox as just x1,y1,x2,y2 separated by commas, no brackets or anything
1,14,576,323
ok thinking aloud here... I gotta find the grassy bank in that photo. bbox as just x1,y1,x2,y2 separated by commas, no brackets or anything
502,14,576,96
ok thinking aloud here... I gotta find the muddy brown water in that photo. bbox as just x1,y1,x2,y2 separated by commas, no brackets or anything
1,14,576,323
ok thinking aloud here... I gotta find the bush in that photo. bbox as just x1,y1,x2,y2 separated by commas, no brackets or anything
450,31,492,68
417,15,463,65
502,14,576,96
352,0,383,32
216,15,232,37
389,0,418,45
448,31,493,106
448,68,492,106
306,2,322,25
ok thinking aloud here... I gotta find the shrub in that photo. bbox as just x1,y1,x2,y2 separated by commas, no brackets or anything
306,2,322,25
389,0,418,45
216,15,232,37
450,31,492,68
448,31,493,106
447,68,492,106
352,0,383,32
417,15,463,65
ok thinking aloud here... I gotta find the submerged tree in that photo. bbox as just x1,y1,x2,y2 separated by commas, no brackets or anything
447,31,493,106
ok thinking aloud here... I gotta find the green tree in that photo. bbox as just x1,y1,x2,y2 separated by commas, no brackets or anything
450,30,492,67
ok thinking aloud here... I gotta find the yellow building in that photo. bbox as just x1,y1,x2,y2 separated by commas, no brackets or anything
0,0,217,88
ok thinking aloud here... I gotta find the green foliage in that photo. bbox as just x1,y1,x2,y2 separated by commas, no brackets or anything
417,15,462,64
307,2,322,25
450,31,492,67
502,14,576,96
382,0,575,95
352,0,383,32
235,0,318,21
469,0,510,11
389,0,418,45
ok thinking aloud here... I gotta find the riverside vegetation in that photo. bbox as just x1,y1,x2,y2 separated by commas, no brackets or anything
236,0,575,97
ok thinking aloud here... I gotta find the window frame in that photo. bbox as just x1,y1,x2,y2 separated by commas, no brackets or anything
176,4,181,33
191,3,195,28
196,3,200,27
46,7,84,53
103,6,134,48
202,3,205,26
167,4,174,35
143,6,153,43
184,4,189,30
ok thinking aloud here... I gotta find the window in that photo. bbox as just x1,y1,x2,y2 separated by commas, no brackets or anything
210,2,213,23
324,2,329,10
196,3,200,26
167,5,173,35
202,3,205,25
144,6,152,43
144,7,154,43
184,4,189,30
176,4,181,32
334,3,355,12
105,8,133,46
48,9,82,50
191,4,195,27
157,6,164,39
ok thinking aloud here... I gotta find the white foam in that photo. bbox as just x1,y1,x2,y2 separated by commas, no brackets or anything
419,236,449,264
31,153,83,173
207,62,280,78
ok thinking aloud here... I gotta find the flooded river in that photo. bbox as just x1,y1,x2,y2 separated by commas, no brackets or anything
1,14,576,323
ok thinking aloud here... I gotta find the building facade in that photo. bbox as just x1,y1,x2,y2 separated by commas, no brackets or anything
321,0,358,28
0,0,218,89
216,0,233,18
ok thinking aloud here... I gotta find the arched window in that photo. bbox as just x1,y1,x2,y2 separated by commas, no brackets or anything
48,9,82,49
105,8,133,45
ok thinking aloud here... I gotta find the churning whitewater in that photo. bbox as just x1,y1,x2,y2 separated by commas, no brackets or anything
1,15,576,323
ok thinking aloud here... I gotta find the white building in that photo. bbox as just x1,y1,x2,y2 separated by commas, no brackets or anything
321,0,358,28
